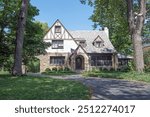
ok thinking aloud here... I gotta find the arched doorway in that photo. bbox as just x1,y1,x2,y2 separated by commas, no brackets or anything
75,55,84,70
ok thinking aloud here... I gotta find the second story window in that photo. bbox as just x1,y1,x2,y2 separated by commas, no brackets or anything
52,40,64,49
55,26,61,33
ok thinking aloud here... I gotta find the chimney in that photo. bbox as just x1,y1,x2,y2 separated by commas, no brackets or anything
103,27,109,38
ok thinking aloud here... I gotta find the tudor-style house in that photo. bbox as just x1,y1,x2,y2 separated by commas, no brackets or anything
38,19,126,72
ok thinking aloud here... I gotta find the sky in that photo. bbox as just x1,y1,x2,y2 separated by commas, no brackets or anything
30,0,94,30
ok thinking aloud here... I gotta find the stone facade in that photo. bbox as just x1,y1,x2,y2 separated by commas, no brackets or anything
38,53,71,72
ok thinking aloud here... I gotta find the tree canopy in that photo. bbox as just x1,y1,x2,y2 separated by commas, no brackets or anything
81,0,150,54
0,0,50,72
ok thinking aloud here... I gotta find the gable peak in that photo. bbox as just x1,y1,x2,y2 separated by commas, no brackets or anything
94,35,104,42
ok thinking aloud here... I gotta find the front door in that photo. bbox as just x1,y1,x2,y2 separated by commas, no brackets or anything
75,55,84,70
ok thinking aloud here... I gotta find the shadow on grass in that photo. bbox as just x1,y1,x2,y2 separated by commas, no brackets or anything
0,74,90,100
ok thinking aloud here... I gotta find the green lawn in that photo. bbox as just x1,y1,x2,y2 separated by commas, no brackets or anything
0,74,90,100
83,71,150,83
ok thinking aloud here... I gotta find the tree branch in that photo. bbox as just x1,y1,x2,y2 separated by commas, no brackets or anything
136,0,146,32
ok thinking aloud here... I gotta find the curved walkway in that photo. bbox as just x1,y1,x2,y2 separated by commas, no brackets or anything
28,73,150,100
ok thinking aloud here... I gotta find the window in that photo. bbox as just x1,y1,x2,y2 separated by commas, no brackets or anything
50,56,65,65
90,54,112,66
52,40,63,49
93,36,104,48
93,41,104,48
55,26,61,33
118,59,128,66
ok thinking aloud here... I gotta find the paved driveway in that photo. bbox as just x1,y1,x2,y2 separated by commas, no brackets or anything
28,73,150,100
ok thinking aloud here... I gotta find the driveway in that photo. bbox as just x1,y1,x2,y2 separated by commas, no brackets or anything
28,73,150,100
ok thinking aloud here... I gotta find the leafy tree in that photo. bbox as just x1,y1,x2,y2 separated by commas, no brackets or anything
35,21,49,34
0,0,20,69
0,0,50,74
23,21,50,72
81,0,131,54
81,0,150,72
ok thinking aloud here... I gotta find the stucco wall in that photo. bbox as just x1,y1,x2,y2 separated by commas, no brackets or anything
44,39,77,53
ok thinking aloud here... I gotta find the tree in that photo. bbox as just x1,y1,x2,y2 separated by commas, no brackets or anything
126,0,147,72
12,0,29,75
81,0,132,54
81,0,150,72
23,21,50,72
0,0,19,69
0,0,50,73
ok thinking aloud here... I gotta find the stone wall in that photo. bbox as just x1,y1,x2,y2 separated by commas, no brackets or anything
37,52,71,72
38,52,117,72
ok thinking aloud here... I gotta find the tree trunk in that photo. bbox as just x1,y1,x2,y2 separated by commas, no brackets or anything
132,31,144,72
126,0,146,73
12,0,28,76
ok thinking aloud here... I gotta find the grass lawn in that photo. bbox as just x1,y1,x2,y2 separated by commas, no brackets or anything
83,71,150,83
0,74,90,100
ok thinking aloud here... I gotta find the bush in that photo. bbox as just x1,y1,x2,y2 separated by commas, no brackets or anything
64,67,70,71
87,72,98,77
91,67,99,73
144,50,150,72
27,59,40,73
57,67,64,72
45,68,51,72
127,61,135,71
52,67,57,71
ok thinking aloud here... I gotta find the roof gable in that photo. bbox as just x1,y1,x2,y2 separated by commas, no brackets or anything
69,30,115,53
93,35,104,43
44,19,74,40
70,45,88,58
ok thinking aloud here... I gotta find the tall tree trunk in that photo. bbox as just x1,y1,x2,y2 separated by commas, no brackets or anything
126,0,146,72
132,31,144,72
12,0,28,75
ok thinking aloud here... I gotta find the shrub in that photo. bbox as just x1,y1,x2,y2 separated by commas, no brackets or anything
88,73,98,77
64,67,70,71
144,50,150,72
127,61,135,71
27,59,40,73
45,68,51,72
57,67,64,72
91,67,99,73
52,67,57,71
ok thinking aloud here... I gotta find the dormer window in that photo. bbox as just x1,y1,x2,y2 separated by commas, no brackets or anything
55,26,61,33
93,36,104,48
94,41,104,48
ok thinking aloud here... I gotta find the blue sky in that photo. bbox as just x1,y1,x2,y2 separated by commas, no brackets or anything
30,0,94,30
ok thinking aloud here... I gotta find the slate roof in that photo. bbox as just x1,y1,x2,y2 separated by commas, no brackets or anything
117,53,133,59
69,30,116,53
